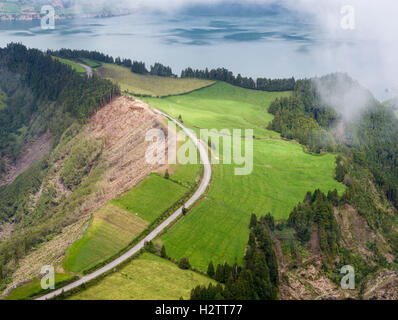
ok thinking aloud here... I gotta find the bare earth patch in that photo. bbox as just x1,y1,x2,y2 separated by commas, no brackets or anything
0,132,51,186
2,217,88,297
0,223,14,241
83,95,171,211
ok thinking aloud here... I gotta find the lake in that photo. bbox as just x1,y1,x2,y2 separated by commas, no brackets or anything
0,9,394,100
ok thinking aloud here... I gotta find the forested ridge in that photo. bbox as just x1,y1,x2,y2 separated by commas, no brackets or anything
0,43,120,161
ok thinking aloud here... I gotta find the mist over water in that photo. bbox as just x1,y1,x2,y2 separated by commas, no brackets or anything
0,2,395,101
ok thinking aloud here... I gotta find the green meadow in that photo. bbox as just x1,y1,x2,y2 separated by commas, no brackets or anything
79,58,102,68
6,273,75,300
68,253,215,300
53,57,86,74
63,204,148,273
97,63,215,97
111,174,189,222
144,82,344,270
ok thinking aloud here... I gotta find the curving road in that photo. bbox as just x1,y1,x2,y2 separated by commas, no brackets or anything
36,105,211,300
78,63,93,78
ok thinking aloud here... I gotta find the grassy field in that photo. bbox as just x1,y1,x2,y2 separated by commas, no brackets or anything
145,81,288,138
144,82,345,270
53,57,86,74
79,58,102,68
68,253,215,300
111,174,189,223
62,174,190,273
6,273,75,300
96,63,215,97
63,204,148,273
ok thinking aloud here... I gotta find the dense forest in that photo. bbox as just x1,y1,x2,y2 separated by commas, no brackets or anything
0,44,119,161
191,214,279,300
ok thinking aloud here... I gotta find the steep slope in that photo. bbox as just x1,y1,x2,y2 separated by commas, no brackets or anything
1,96,168,296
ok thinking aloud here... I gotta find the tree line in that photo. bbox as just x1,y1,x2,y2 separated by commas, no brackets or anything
181,67,295,91
48,48,176,77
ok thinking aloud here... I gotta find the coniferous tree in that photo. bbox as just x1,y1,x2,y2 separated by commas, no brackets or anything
207,261,215,278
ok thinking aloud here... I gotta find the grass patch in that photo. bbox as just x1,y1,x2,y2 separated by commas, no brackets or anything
63,204,148,273
68,253,215,300
53,57,86,74
144,82,344,270
111,174,189,223
79,58,101,68
6,273,76,300
97,63,215,97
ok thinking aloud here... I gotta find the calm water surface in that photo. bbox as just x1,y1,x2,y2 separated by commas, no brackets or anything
0,10,393,100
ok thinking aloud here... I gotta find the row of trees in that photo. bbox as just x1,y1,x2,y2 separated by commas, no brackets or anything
131,61,175,77
180,67,295,92
191,214,279,300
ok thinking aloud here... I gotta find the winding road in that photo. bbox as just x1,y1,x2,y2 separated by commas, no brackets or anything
78,63,93,78
36,105,211,300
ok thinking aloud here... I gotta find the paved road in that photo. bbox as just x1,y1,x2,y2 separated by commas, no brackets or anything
36,105,211,300
78,63,93,78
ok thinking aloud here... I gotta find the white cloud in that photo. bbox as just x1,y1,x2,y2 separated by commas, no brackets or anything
71,0,398,99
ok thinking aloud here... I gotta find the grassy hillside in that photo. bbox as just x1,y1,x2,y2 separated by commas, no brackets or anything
144,82,344,270
145,81,288,138
6,273,76,300
79,58,101,69
63,174,189,273
68,253,215,300
111,174,189,223
63,204,148,273
97,63,215,97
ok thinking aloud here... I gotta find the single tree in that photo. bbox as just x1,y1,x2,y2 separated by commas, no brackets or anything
160,245,167,258
207,261,215,278
178,257,191,270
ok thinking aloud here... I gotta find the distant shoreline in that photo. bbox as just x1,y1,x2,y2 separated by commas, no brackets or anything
0,12,130,22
